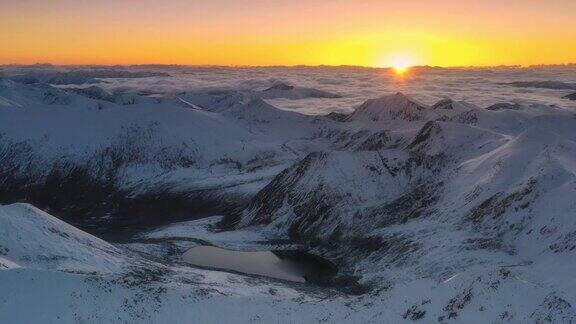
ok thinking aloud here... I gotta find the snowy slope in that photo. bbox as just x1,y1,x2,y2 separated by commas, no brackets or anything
2,200,576,323
232,91,576,322
238,92,576,243
0,204,343,323
0,203,125,273
0,79,350,229
0,78,349,171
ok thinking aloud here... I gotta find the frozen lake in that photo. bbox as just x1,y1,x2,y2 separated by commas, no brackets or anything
182,246,334,283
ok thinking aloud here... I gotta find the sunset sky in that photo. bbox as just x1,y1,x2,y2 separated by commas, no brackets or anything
2,0,576,67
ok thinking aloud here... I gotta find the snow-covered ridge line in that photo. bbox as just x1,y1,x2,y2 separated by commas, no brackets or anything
0,78,346,232
1,77,573,232
2,69,170,85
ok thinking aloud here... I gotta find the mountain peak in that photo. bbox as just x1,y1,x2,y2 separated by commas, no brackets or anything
431,98,455,110
379,92,426,108
486,102,522,111
348,92,428,123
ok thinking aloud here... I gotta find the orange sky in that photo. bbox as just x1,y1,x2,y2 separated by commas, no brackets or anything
1,0,576,67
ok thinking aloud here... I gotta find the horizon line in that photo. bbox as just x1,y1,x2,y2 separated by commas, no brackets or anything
2,62,576,70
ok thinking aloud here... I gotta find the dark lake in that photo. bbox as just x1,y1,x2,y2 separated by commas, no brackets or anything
182,246,337,283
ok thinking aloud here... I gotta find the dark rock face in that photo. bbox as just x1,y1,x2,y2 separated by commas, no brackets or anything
530,294,576,323
449,110,478,125
356,131,391,151
404,300,429,320
407,121,441,150
464,179,537,226
368,180,443,228
0,131,247,240
563,93,576,100
0,160,248,240
235,143,447,245
238,152,328,226
486,102,522,111
324,112,349,122
431,98,455,110
441,288,473,320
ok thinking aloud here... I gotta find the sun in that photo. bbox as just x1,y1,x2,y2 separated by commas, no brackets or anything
377,53,416,76
392,64,409,75
390,57,412,75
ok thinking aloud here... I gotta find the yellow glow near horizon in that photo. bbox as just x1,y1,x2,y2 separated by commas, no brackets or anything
379,52,416,74
393,65,409,75
1,1,576,67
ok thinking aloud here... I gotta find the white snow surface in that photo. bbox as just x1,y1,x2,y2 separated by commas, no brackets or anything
0,77,340,201
1,65,576,322
2,204,575,323
0,203,125,273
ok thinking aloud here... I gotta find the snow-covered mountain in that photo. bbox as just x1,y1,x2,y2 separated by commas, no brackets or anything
0,203,125,273
3,68,576,322
2,69,169,85
0,78,351,232
256,82,341,99
231,91,576,321
0,203,361,323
